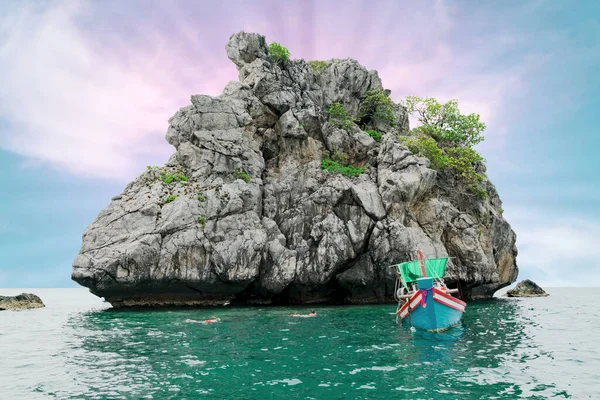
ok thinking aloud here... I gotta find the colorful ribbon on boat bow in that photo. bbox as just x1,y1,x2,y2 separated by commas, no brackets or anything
420,288,432,308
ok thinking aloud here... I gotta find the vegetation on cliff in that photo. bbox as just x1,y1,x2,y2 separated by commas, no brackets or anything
357,89,396,128
308,60,328,73
324,102,355,131
268,42,290,63
320,158,366,177
400,96,488,198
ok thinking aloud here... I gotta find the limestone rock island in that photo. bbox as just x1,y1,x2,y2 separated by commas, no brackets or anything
72,32,518,307
506,279,549,297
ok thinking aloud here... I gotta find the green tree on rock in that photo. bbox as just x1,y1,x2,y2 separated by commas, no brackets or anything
358,89,396,127
404,96,485,147
268,42,290,63
401,96,488,199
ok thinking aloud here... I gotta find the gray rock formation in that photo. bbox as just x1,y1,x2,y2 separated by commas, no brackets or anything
72,32,518,307
506,279,548,297
0,293,45,310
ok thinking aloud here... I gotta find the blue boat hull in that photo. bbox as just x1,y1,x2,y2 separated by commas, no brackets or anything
398,278,466,332
405,295,463,332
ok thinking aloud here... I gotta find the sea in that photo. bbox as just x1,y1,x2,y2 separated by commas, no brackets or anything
0,288,598,399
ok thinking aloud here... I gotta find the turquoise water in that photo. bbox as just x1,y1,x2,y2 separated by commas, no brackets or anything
1,288,599,399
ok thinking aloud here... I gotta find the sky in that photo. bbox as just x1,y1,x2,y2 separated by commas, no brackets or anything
0,0,598,288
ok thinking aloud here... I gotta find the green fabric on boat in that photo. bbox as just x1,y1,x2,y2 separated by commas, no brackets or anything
397,258,448,285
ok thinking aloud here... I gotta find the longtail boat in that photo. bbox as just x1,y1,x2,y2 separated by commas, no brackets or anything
393,247,466,332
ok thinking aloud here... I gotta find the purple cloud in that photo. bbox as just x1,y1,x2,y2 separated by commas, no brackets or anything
0,1,236,179
0,0,541,179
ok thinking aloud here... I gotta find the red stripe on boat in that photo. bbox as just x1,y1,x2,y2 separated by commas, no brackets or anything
432,287,465,312
398,291,422,320
433,295,465,312
433,287,466,307
398,288,466,319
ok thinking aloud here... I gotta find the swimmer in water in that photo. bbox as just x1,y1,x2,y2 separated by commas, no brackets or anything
185,316,220,324
289,311,316,317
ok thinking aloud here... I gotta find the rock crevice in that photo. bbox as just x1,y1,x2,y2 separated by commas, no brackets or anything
72,32,518,306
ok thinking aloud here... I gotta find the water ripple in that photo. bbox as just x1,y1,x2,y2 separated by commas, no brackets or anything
0,288,598,399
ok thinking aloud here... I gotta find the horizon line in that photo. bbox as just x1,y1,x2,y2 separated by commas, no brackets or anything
2,286,599,289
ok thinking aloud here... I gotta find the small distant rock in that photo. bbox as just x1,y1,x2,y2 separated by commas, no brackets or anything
506,280,549,297
0,293,45,310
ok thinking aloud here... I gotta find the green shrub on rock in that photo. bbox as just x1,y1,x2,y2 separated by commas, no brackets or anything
321,159,366,177
358,89,396,127
446,147,486,196
160,172,188,184
365,129,382,142
160,173,175,184
324,102,355,131
234,169,251,183
162,194,177,204
309,60,328,73
268,42,290,63
399,136,448,169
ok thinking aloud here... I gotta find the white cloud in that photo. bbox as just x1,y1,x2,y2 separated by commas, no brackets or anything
506,207,600,287
0,1,235,180
354,2,553,156
0,0,569,181
378,36,532,153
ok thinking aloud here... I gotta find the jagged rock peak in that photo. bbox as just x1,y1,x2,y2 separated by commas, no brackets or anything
72,31,518,307
226,32,268,69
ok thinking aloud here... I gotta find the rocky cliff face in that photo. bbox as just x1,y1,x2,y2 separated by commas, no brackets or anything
72,32,518,307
